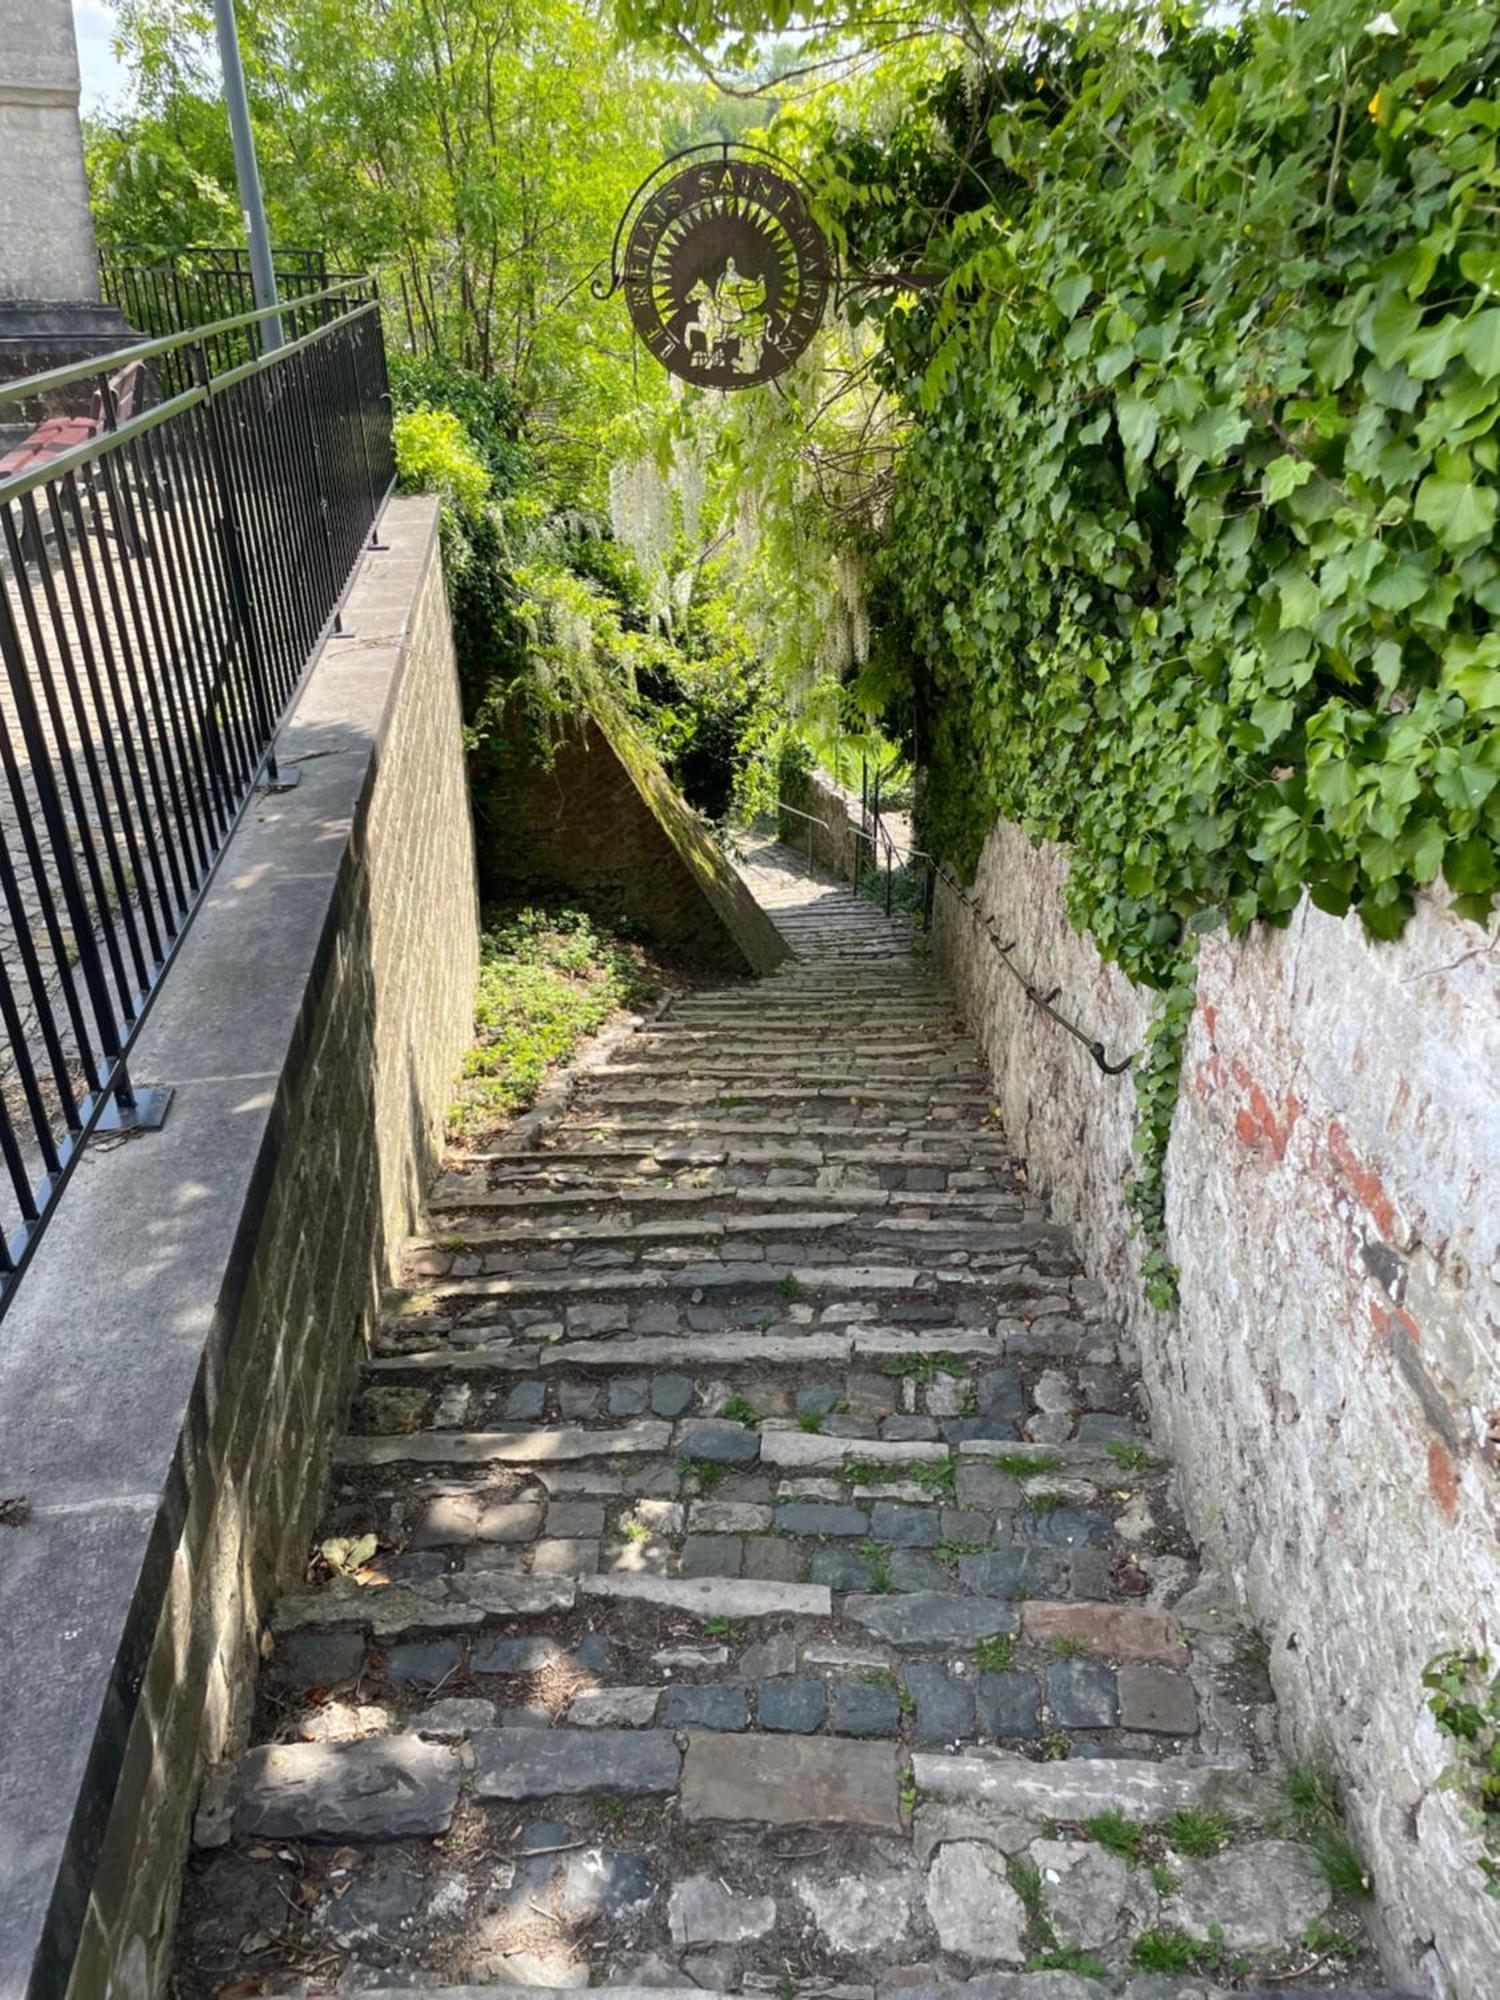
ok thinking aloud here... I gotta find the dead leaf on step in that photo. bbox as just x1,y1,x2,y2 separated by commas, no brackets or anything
216,1981,271,2000
0,1496,31,1527
237,1929,274,1954
320,1533,378,1575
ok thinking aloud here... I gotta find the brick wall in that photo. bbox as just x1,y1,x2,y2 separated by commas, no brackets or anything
931,815,1500,2000
488,704,787,977
0,498,479,1999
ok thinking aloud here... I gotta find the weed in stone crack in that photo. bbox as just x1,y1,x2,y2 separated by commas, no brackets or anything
703,1616,743,1642
1039,1732,1069,1760
1085,1807,1147,1863
1105,1438,1158,1471
859,1668,894,1686
1130,1929,1201,1974
882,1351,967,1385
717,1093,748,1108
777,1274,803,1302
1162,1807,1233,1857
974,1634,1015,1673
1051,1635,1086,1660
897,1687,916,1717
1007,1855,1056,1947
797,1409,825,1434
1283,1765,1374,1898
774,1971,795,2000
993,1449,1060,1477
899,1779,918,1813
935,1539,985,1565
858,1539,893,1593
678,1456,729,1491
618,1519,652,1543
720,1394,764,1428
1298,1919,1362,1964
1149,1861,1179,1895
1027,1490,1067,1515
1028,1947,1107,1977
909,1454,959,1498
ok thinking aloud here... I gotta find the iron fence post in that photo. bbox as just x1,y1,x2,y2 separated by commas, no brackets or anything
191,339,282,781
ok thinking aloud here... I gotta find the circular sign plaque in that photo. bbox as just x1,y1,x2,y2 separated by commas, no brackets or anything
622,155,831,389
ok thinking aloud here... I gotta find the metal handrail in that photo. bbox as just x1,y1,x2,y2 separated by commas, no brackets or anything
850,762,1133,1077
0,282,394,1318
0,278,378,408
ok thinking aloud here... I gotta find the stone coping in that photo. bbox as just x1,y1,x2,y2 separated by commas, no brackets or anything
0,496,444,1999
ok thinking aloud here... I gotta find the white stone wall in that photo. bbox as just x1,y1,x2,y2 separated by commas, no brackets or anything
0,0,101,302
932,816,1500,2000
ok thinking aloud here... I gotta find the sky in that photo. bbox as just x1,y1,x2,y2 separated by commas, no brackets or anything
74,0,127,113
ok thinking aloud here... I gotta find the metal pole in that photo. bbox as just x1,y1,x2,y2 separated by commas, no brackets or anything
212,0,283,353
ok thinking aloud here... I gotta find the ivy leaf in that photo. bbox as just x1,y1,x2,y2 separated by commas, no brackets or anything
1365,292,1422,368
1265,455,1315,502
1251,695,1295,744
1116,395,1159,460
1278,572,1322,629
1052,271,1093,317
1404,317,1463,382
1414,473,1498,549
1444,835,1499,896
1460,311,1500,380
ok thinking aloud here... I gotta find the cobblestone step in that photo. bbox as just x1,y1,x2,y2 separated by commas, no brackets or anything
174,841,1394,2000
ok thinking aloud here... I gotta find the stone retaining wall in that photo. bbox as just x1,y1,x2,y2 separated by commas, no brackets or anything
931,816,1500,2000
0,496,479,1999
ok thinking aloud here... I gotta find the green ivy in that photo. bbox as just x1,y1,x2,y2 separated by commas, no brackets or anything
1423,1649,1500,1896
790,0,1500,1286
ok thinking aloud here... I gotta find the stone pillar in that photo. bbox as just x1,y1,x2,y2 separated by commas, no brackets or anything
0,0,136,388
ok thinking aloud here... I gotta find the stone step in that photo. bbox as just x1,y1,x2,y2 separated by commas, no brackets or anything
367,1326,1030,1371
426,1182,1030,1218
457,1140,1013,1168
268,1988,1417,2000
546,1117,1013,1145
407,1215,1069,1263
420,1266,1073,1309
271,1570,830,1637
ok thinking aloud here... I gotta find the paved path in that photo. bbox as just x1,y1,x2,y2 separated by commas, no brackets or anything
174,845,1411,1998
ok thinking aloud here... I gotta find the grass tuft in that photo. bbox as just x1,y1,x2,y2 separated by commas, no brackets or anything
452,907,657,1134
1084,1806,1146,1863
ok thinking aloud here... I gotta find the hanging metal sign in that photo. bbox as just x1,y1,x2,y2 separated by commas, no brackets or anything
599,146,832,389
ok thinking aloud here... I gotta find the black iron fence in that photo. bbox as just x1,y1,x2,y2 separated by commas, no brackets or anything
0,279,394,1317
98,247,368,396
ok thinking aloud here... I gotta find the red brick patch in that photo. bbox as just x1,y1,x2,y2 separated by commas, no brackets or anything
1021,1602,1189,1666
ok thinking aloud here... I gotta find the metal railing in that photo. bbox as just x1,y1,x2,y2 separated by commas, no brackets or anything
849,762,1134,1077
0,279,394,1317
98,248,368,397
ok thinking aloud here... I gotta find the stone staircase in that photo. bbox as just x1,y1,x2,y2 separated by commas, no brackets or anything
175,843,1413,1999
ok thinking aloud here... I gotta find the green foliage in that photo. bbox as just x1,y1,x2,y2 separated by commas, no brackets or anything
677,0,1500,1296
974,1633,1014,1672
451,908,657,1133
848,0,1500,960
1085,1806,1147,1863
395,407,493,519
1028,1947,1108,1977
992,1449,1059,1477
857,1538,893,1592
1163,1809,1233,1859
1423,1649,1500,1896
1105,1438,1158,1472
1283,1765,1375,1899
719,1394,765,1428
882,1351,967,1384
